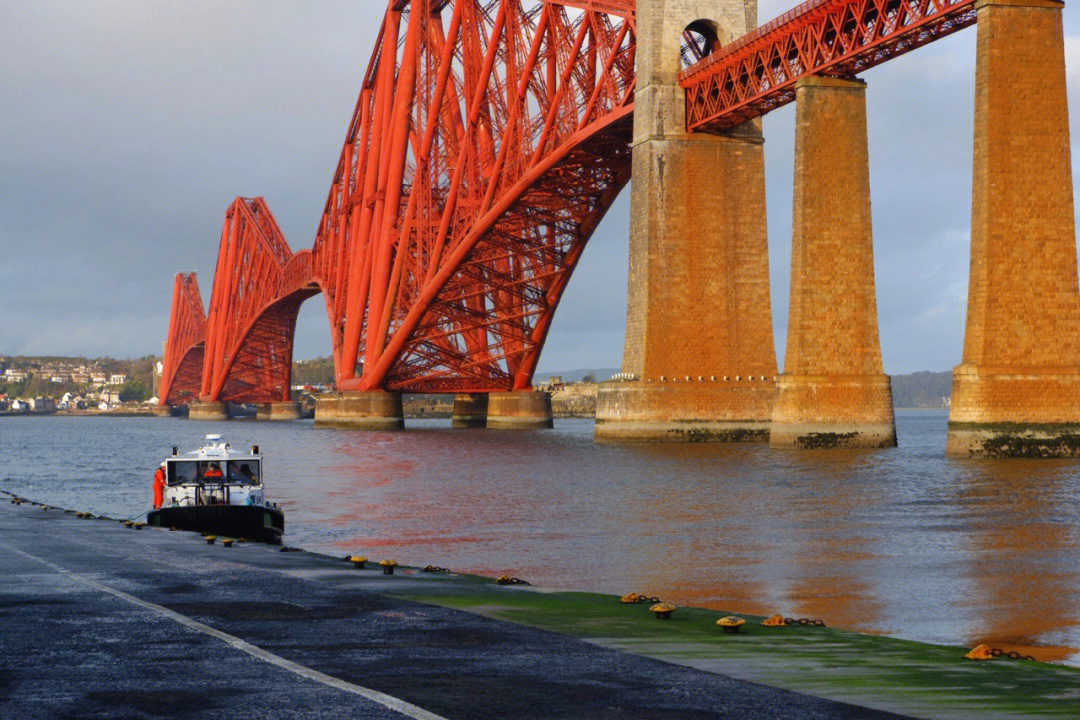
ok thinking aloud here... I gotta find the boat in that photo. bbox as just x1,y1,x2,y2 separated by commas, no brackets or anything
147,434,284,544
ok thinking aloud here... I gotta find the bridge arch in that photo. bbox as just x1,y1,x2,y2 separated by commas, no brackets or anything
681,19,720,69
211,287,321,403
161,342,205,406
638,0,751,80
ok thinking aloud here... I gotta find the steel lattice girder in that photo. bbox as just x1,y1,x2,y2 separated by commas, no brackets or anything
309,0,637,393
169,0,989,400
680,0,978,132
200,198,316,403
160,273,206,406
215,290,317,403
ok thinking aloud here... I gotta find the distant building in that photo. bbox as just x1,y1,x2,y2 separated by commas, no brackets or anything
60,392,86,410
108,373,127,385
29,397,56,412
4,368,28,382
537,376,564,391
90,373,108,385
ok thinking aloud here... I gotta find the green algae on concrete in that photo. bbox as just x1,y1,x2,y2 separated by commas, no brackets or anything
385,572,1080,719
947,421,1080,458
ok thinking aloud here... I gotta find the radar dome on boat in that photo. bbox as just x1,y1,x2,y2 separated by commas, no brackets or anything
205,434,223,441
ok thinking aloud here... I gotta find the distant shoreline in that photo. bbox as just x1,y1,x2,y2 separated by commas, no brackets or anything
0,410,155,418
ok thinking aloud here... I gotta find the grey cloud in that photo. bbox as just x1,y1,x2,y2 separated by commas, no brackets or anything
1,1,1077,380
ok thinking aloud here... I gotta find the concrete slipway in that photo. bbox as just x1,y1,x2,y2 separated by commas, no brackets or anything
1,493,1077,719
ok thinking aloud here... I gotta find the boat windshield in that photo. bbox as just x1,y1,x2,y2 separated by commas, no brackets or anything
167,460,261,485
228,461,260,485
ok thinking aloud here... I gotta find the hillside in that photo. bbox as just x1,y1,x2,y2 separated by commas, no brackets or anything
889,371,952,408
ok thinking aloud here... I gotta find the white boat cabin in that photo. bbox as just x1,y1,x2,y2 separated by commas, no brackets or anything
163,434,268,508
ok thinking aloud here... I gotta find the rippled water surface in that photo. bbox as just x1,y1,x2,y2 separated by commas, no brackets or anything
3,410,1079,664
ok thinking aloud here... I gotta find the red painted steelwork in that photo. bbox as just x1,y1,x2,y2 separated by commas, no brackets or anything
200,198,319,403
680,0,978,132
160,273,206,406
164,0,986,402
315,0,636,393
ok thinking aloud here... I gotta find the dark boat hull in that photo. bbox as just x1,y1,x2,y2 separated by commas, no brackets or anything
147,505,284,544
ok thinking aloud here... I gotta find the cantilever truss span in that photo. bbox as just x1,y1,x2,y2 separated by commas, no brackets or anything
160,273,206,406
318,0,637,393
161,0,990,403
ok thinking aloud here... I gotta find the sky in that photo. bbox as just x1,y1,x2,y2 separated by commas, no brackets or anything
1,0,1077,375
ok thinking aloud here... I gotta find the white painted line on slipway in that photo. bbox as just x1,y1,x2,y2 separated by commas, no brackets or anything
4,543,448,720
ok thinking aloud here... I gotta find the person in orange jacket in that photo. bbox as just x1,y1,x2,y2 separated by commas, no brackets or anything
204,462,224,480
153,462,167,509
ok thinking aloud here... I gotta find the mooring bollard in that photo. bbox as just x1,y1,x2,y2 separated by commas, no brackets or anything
717,616,746,633
651,603,676,619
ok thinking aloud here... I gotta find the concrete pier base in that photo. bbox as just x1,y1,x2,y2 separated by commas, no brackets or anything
314,391,404,430
254,401,303,421
451,393,488,428
595,381,772,442
151,405,174,418
486,391,553,429
188,401,230,421
770,375,896,448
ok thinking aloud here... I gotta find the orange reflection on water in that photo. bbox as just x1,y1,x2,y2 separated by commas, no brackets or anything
955,460,1080,663
270,413,1080,665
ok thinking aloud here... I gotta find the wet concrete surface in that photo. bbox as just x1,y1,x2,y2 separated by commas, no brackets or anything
0,498,906,719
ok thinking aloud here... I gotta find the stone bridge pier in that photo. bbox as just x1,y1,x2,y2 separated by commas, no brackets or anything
947,0,1080,457
595,0,779,441
770,77,896,449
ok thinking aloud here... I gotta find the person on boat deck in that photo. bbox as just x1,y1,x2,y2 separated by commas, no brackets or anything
204,462,224,480
153,462,166,509
236,463,255,484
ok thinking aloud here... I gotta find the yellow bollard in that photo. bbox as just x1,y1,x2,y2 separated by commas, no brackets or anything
650,603,676,619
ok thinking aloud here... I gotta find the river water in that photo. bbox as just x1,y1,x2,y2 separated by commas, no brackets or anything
2,410,1078,664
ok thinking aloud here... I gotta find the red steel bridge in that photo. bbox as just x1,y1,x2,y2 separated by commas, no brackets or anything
161,0,984,408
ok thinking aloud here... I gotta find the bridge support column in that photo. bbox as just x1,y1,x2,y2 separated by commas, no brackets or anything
254,402,302,421
314,391,404,430
486,391,553,429
595,131,778,441
595,0,777,442
151,405,174,418
452,393,488,428
771,77,896,449
188,401,230,421
947,0,1080,457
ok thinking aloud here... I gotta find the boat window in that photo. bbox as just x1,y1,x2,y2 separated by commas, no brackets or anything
228,461,260,485
167,461,198,485
201,461,226,480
